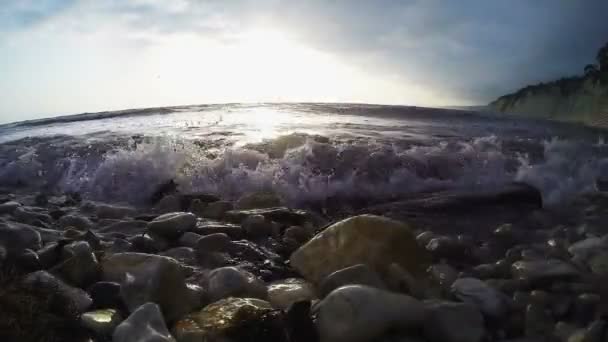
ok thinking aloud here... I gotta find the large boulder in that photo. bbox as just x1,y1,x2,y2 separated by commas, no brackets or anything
316,285,428,342
147,212,197,239
0,220,42,252
101,253,199,321
113,303,175,342
172,297,285,342
290,215,429,285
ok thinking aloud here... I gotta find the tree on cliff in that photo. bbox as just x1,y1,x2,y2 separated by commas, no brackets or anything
598,42,608,71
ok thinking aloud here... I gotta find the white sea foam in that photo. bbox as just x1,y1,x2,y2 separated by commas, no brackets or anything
1,104,607,207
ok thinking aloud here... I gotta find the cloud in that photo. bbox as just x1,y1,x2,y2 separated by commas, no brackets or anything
1,0,607,117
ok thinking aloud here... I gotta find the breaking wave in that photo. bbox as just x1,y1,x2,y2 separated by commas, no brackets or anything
1,132,606,207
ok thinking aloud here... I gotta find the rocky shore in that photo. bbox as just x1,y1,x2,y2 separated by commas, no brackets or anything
1,185,608,342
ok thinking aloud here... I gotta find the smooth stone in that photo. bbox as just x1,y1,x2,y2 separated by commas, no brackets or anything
0,201,20,214
267,278,315,309
13,206,52,224
88,281,123,309
319,263,386,297
200,200,233,219
290,215,429,285
95,204,136,220
424,302,484,342
58,214,93,230
573,293,601,324
178,232,202,248
568,237,604,258
172,297,281,342
22,270,93,316
242,214,275,238
51,246,100,287
0,220,42,252
426,236,472,262
101,253,198,321
451,278,508,318
81,308,123,336
160,247,197,265
196,232,231,252
113,303,175,342
316,285,428,342
589,252,608,275
205,266,267,302
147,212,197,239
512,259,580,284
235,192,282,210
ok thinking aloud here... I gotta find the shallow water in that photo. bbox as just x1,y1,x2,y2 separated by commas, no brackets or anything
1,103,608,207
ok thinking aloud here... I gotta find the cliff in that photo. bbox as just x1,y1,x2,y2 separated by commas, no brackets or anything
489,41,608,128
489,79,608,127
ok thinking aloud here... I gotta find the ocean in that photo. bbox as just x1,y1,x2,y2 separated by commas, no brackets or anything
1,103,607,208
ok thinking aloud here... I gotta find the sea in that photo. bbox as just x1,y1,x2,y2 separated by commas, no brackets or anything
1,103,607,209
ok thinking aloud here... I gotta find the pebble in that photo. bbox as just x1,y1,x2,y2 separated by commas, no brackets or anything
511,259,580,284
0,220,42,252
205,266,268,301
196,232,231,252
451,278,508,318
316,285,428,342
147,212,197,239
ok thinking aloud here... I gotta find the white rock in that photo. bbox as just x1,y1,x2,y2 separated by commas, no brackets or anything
147,212,196,239
268,278,315,309
206,266,267,302
451,278,507,318
113,303,175,342
316,285,428,342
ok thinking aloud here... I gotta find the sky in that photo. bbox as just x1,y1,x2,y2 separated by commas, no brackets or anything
1,0,608,124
